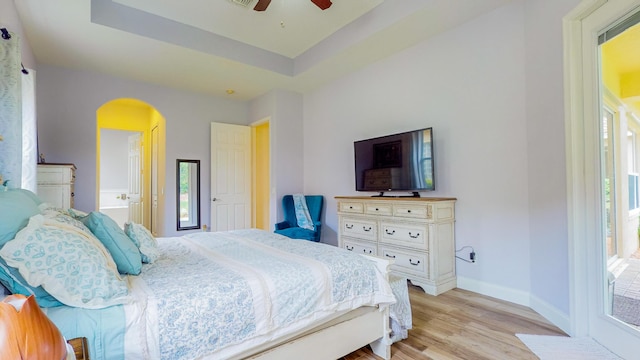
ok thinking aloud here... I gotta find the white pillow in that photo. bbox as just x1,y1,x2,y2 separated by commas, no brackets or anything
0,214,130,309
124,222,159,264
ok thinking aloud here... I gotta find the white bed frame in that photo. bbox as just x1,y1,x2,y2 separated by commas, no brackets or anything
245,306,391,360
232,255,393,360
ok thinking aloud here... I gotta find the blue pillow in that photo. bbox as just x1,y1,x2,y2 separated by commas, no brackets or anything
81,212,142,275
0,256,62,307
0,189,41,247
16,188,43,205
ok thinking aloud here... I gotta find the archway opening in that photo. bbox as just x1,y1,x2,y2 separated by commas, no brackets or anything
96,98,166,235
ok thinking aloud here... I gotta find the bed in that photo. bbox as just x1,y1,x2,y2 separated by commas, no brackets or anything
0,189,396,360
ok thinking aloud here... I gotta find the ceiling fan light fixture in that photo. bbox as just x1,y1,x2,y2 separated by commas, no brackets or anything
311,0,332,10
253,0,271,12
231,0,256,7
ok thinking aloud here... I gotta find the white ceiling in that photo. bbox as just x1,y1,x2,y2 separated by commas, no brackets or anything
14,0,512,100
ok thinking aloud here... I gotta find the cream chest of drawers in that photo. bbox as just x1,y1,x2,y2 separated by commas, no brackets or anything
36,164,76,209
336,196,456,295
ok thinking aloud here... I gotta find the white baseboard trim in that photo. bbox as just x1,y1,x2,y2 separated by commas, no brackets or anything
457,276,571,335
457,276,530,307
529,294,571,335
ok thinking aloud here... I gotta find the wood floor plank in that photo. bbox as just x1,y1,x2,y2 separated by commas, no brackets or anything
341,284,567,360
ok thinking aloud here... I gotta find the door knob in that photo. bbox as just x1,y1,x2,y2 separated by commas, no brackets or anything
212,197,218,201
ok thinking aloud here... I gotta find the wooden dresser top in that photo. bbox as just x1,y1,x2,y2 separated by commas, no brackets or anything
334,196,456,202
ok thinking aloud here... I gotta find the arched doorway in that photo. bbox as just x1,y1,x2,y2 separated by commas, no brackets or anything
96,98,166,235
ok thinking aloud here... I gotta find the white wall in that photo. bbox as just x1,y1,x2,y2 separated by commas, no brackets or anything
304,1,534,303
36,64,249,236
302,0,581,329
524,0,581,326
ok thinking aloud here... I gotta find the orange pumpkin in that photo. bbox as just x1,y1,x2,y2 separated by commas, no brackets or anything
0,294,68,360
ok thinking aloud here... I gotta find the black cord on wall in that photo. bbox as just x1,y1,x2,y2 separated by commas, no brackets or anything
455,245,476,263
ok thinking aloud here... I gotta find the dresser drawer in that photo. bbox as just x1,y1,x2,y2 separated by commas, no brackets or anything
37,166,75,184
364,203,393,216
380,246,428,277
339,201,364,214
342,239,377,256
393,204,430,219
341,218,377,240
380,222,428,248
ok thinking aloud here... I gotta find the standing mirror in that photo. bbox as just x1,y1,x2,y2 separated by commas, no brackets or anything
176,159,200,231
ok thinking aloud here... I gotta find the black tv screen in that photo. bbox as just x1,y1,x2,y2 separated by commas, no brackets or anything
354,128,434,193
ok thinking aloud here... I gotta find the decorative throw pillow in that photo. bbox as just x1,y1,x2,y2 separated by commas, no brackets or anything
0,214,129,309
80,212,142,275
0,190,41,247
41,208,93,234
0,257,62,307
38,202,61,213
40,203,89,221
66,208,89,219
14,189,42,205
124,222,159,264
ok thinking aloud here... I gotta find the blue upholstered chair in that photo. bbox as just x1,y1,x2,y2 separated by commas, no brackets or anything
274,195,324,242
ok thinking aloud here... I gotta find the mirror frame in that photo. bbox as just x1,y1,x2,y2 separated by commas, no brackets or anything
176,159,201,231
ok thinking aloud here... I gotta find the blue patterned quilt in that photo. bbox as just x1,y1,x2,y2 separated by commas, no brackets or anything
50,229,395,360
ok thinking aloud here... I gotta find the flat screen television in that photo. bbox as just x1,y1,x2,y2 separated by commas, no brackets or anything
354,127,434,195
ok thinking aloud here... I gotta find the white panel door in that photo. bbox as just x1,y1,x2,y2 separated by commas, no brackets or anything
128,132,143,224
210,122,251,231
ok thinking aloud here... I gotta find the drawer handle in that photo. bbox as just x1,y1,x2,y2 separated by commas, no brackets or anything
349,206,353,209
346,245,354,251
375,208,379,211
409,232,420,238
363,226,372,232
409,259,421,266
385,229,396,235
345,224,353,229
407,209,412,213
363,249,372,254
385,254,396,259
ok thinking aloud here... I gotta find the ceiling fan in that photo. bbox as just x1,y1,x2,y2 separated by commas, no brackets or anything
235,0,333,12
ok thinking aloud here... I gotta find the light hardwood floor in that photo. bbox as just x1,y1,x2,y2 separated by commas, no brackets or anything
343,283,567,360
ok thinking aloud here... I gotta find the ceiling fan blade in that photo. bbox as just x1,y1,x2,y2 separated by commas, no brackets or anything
253,0,271,11
311,0,332,10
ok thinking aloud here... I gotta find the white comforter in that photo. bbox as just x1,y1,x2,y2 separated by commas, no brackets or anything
118,229,395,360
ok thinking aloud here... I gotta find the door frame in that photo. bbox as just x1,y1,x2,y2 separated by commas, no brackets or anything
565,0,640,357
251,117,271,231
